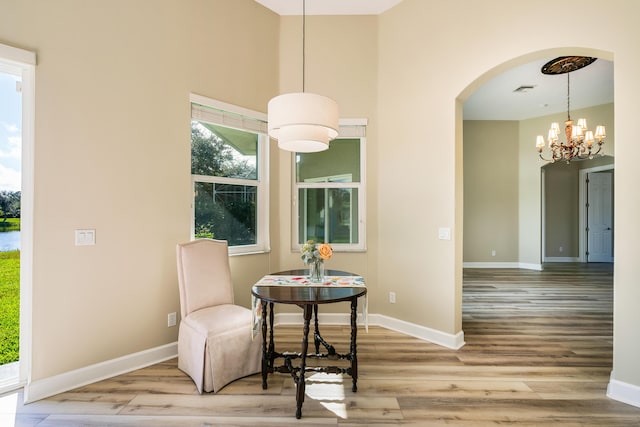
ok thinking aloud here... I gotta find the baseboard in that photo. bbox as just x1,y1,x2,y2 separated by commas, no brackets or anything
24,342,178,404
373,314,465,349
275,312,465,350
544,256,580,263
463,262,542,271
23,315,635,408
607,376,640,408
24,311,466,403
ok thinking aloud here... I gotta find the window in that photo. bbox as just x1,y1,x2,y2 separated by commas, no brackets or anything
294,122,366,251
190,95,269,255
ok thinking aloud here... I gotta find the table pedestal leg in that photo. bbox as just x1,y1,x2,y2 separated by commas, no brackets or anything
260,300,268,389
313,304,320,354
296,304,313,419
268,302,275,366
350,297,358,392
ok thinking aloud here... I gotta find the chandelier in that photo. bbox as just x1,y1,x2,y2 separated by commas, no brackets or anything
535,56,606,163
267,0,339,153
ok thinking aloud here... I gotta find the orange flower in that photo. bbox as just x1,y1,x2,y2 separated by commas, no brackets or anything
317,243,333,260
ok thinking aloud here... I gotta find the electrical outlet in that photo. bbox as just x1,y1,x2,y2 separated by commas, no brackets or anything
167,312,177,327
389,292,396,304
559,246,564,253
491,250,496,257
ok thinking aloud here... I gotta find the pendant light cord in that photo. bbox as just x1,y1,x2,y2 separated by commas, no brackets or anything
302,0,306,93
566,72,571,120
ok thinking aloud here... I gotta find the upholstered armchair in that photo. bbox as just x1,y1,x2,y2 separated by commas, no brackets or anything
176,238,262,393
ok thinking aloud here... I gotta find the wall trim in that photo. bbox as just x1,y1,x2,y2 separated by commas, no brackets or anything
463,262,542,271
544,256,580,263
23,312,465,403
607,376,640,408
26,316,640,408
370,314,465,349
0,43,37,396
275,312,465,350
24,342,178,404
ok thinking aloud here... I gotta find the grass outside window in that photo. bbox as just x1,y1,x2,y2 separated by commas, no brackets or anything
0,218,20,232
0,250,19,364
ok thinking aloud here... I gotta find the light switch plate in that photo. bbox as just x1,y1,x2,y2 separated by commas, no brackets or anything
75,229,96,246
438,227,451,240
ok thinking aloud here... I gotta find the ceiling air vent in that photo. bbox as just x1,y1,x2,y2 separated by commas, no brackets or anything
513,85,536,93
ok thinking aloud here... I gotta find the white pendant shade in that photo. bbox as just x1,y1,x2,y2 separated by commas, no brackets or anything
268,92,339,153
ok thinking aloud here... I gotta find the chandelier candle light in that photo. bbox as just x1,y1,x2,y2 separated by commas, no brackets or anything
535,56,606,163
267,0,339,153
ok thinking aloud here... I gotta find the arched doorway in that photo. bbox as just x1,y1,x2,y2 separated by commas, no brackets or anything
457,47,615,400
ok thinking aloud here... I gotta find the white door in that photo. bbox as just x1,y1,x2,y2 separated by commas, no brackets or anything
587,172,613,262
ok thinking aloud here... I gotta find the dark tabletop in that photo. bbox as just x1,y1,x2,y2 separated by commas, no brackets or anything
251,269,367,305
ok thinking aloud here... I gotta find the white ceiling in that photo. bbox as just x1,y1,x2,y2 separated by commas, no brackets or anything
254,1,614,121
463,58,614,120
254,0,403,15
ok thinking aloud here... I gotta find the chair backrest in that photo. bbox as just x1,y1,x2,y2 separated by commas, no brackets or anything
176,239,235,318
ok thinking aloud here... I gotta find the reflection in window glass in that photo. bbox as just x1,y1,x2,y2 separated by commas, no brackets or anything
298,188,359,244
191,109,265,249
296,138,360,183
191,121,257,180
194,182,257,246
294,138,364,248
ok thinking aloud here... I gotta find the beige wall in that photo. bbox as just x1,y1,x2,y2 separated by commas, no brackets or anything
0,0,279,380
463,121,519,262
378,0,639,388
544,162,580,258
519,102,615,264
543,155,614,260
2,0,640,399
461,104,614,263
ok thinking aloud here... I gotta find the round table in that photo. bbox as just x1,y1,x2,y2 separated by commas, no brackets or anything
251,269,367,419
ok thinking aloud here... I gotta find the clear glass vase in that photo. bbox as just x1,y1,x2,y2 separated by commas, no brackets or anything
308,260,325,283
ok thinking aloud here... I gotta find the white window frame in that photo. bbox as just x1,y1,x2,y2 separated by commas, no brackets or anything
190,94,270,255
0,42,35,399
292,119,367,252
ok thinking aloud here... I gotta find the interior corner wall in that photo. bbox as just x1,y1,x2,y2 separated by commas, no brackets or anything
519,103,614,264
463,120,519,263
273,15,379,314
543,162,580,258
0,0,279,383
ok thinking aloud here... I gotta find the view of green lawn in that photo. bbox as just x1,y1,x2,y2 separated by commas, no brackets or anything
0,217,20,231
0,250,19,364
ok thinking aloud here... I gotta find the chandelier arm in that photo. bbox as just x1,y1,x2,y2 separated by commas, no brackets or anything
588,144,603,158
539,153,555,163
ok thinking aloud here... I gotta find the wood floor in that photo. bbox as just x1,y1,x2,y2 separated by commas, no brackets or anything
4,263,640,426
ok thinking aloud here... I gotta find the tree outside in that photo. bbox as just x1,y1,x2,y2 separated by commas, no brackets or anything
0,190,20,230
191,121,257,246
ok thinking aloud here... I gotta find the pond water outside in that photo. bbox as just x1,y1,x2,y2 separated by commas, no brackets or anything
0,231,20,251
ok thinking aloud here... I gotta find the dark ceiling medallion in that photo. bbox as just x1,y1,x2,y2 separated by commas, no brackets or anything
541,56,597,75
